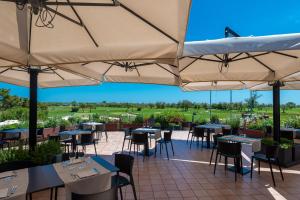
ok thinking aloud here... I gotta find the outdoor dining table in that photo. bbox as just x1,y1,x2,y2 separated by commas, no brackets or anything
0,156,118,200
196,124,230,148
82,122,103,129
280,127,300,139
132,128,161,156
59,129,92,153
218,135,261,175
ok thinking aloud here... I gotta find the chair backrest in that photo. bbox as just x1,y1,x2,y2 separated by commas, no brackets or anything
217,141,241,157
78,124,84,130
80,133,94,144
189,123,197,131
48,135,60,141
163,130,172,141
95,124,105,132
131,132,147,144
193,127,205,137
123,128,131,137
266,126,272,136
72,187,118,200
59,125,66,132
222,128,232,136
212,134,223,147
36,128,44,136
280,130,294,141
114,154,134,176
264,145,279,159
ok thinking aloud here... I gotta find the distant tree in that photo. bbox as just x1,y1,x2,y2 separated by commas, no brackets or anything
286,102,296,109
245,92,261,112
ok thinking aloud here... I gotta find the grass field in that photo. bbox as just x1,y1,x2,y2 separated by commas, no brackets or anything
47,105,300,123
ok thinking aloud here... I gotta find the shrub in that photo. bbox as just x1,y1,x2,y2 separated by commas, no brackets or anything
44,118,58,128
210,115,219,123
247,121,265,131
71,107,79,112
134,115,144,124
261,137,293,149
137,107,142,111
226,118,241,129
285,117,300,128
31,140,63,165
0,147,30,164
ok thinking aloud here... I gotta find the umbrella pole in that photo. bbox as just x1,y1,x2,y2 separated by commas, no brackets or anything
29,68,39,151
209,90,212,121
273,81,281,142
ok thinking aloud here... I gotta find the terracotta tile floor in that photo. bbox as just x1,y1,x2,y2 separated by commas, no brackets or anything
34,131,300,200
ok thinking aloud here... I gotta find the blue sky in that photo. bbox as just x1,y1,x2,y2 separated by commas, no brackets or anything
1,0,300,104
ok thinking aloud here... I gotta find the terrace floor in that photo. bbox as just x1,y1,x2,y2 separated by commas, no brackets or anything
35,131,300,200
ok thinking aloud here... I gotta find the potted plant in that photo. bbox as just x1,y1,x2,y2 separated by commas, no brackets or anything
261,137,293,167
244,122,265,138
226,117,240,135
0,147,32,172
31,140,63,165
43,118,59,138
210,115,220,124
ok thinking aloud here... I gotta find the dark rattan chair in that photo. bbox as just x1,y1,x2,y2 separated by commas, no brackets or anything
209,134,223,165
121,128,132,152
76,133,97,156
72,187,118,200
214,141,242,182
112,154,137,200
186,123,197,143
222,127,232,136
251,145,284,186
190,127,205,150
155,130,174,160
129,132,148,161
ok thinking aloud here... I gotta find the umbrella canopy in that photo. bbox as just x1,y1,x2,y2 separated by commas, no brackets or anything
179,33,300,82
250,72,300,90
60,60,180,85
0,65,99,88
0,0,191,67
181,81,262,91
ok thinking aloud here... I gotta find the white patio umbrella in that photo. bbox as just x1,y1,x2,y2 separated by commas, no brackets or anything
0,0,191,66
60,60,180,86
180,33,300,82
0,0,191,150
181,81,262,91
180,29,300,142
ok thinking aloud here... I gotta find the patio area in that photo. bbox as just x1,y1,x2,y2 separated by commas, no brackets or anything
32,130,300,200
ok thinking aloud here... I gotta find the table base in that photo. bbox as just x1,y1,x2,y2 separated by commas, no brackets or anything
228,166,251,175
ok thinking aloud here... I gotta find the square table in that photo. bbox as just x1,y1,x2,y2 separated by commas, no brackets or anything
59,130,92,153
196,124,230,148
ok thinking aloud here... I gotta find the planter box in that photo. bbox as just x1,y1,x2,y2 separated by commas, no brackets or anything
261,144,293,167
232,128,239,135
0,160,34,173
121,123,143,130
243,129,264,138
105,123,119,131
43,127,60,139
169,124,182,130
182,122,192,130
293,144,300,161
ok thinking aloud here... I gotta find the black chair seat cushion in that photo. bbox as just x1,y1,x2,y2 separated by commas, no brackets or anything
253,153,276,162
62,138,73,143
111,175,130,188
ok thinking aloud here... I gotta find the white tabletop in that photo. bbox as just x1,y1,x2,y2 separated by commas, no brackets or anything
59,130,91,136
197,124,230,129
132,128,161,133
82,122,103,126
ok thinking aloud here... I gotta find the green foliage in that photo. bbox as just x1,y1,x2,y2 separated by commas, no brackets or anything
245,91,261,112
284,117,300,128
44,118,58,128
136,107,142,111
133,115,144,124
196,118,207,125
0,147,30,164
58,119,71,128
210,115,220,123
226,117,241,129
154,115,169,129
31,140,63,165
261,137,293,149
71,107,79,112
247,121,265,131
68,116,81,125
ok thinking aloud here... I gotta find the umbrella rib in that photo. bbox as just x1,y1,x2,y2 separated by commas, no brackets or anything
214,54,224,61
45,6,82,26
134,63,154,67
103,64,115,76
135,67,141,77
272,51,298,59
245,52,275,73
0,56,24,66
179,56,202,72
155,63,179,77
45,2,116,6
0,68,11,74
28,10,33,57
231,52,270,62
198,57,222,63
230,52,244,60
67,0,99,47
119,3,178,44
49,68,65,80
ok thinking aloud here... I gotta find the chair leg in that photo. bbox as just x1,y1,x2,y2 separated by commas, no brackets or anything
155,142,157,157
105,131,108,142
250,157,254,179
119,187,123,200
268,158,276,187
165,142,169,160
277,158,284,181
143,145,145,162
234,158,237,182
93,142,97,156
190,136,193,149
131,181,138,200
258,160,261,175
129,143,132,155
224,157,228,173
54,187,58,200
50,188,53,200
122,138,126,152
209,148,215,165
170,141,174,156
186,132,190,143
201,137,204,151
127,139,131,149
214,152,218,175
160,143,162,154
